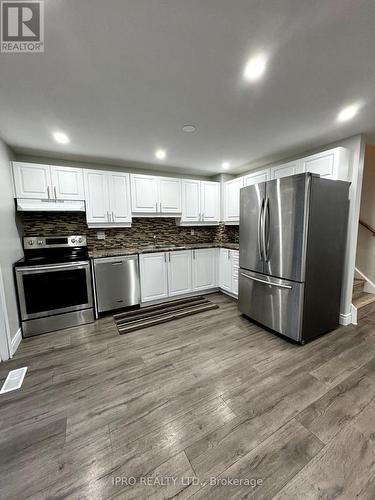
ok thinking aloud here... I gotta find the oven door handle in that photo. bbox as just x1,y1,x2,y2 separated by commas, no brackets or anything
17,262,90,272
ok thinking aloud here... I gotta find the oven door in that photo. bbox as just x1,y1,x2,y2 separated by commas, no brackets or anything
16,261,93,321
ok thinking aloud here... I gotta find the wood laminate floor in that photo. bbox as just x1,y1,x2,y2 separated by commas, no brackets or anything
1,293,375,500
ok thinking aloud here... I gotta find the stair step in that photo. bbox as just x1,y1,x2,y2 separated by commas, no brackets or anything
353,279,366,299
353,292,375,320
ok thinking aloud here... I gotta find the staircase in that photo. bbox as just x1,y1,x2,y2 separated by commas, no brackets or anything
352,279,375,320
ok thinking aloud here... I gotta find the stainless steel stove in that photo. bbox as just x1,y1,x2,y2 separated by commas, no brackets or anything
14,235,94,337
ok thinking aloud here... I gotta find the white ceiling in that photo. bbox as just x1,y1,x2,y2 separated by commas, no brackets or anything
0,0,374,176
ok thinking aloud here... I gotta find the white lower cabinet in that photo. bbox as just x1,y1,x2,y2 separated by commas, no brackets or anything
167,250,192,297
192,248,217,291
139,252,169,302
219,249,239,296
140,247,238,303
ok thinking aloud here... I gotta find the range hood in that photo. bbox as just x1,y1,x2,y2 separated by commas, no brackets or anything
16,199,85,212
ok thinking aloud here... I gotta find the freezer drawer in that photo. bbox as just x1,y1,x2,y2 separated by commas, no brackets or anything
238,269,304,342
94,255,140,312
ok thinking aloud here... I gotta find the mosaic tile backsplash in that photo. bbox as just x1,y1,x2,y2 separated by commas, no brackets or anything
20,213,239,251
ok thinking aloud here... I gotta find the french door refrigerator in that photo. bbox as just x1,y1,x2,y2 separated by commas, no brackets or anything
238,173,350,343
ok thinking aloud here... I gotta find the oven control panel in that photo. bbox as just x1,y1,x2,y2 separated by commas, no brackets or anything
24,235,87,249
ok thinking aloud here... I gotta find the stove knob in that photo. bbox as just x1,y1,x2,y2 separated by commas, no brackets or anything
37,240,43,246
28,240,34,246
78,237,83,243
71,238,76,244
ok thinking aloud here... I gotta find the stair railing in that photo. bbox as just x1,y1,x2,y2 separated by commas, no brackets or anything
359,219,375,236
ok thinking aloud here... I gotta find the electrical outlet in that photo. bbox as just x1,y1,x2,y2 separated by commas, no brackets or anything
97,231,106,240
190,229,195,235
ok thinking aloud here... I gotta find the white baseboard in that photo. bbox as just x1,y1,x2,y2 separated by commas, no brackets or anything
355,267,375,294
11,328,22,356
339,312,352,326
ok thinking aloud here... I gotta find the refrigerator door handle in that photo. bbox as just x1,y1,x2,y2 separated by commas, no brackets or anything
240,272,293,289
263,197,270,262
258,198,265,261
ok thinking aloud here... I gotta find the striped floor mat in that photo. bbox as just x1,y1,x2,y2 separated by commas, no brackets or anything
114,296,219,334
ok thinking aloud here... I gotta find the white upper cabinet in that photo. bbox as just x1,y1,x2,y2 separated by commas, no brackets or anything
50,166,84,200
200,181,220,222
13,162,51,199
108,172,132,224
13,162,84,201
270,160,303,180
131,174,181,214
180,180,220,225
224,177,244,223
244,168,270,186
192,248,217,291
84,169,131,227
167,250,192,297
181,180,201,223
131,174,159,213
159,178,182,213
302,147,350,180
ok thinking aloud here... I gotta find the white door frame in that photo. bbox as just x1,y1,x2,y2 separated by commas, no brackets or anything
0,266,12,361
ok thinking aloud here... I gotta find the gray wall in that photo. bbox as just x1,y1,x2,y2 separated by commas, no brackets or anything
356,144,375,286
0,139,23,343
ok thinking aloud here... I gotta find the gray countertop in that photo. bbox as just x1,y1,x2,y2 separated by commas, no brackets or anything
89,242,239,259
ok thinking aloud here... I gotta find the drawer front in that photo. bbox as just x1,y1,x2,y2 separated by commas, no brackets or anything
238,269,304,341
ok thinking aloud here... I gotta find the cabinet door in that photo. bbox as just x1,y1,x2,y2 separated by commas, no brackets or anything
13,162,51,199
224,177,244,222
108,172,131,223
181,180,201,222
131,175,158,213
231,250,239,296
167,250,192,297
140,252,168,302
84,170,110,225
244,169,270,186
192,248,216,291
219,249,232,292
201,181,220,222
50,166,84,200
159,178,182,213
270,161,303,180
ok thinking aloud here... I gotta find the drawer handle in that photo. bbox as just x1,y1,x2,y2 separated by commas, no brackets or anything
240,272,292,289
111,262,124,265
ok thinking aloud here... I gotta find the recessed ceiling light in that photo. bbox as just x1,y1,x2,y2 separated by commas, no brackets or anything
52,131,70,144
337,103,360,123
182,125,196,133
155,149,166,160
222,161,230,170
243,53,268,82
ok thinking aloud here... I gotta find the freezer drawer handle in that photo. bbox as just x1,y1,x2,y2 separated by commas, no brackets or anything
240,272,292,289
111,261,124,265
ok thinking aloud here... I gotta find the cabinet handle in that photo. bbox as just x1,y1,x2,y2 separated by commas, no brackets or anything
160,202,162,212
193,250,195,259
112,212,115,222
164,253,167,262
156,203,158,212
54,186,57,199
47,186,50,199
107,211,110,222
169,253,171,262
202,212,204,221
228,251,230,260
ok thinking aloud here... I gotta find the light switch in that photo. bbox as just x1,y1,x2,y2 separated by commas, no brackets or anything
97,231,106,240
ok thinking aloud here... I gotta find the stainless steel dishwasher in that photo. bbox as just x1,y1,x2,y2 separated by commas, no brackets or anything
93,255,140,313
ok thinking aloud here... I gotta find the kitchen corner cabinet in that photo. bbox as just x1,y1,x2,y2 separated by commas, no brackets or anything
180,180,220,225
192,248,217,291
219,249,239,297
131,174,182,215
13,162,84,200
84,169,131,227
224,177,244,224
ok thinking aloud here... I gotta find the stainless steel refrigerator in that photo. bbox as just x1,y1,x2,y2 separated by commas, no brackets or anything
238,173,350,343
